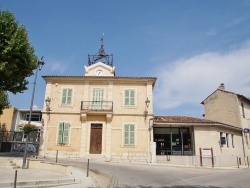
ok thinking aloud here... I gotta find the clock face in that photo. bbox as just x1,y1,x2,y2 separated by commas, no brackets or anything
96,69,103,76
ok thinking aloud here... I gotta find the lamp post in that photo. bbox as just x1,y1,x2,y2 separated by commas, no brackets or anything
22,57,45,169
145,97,150,108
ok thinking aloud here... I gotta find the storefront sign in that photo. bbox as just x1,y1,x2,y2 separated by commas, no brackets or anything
202,149,212,156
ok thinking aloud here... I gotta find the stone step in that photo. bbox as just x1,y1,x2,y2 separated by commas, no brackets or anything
0,178,79,188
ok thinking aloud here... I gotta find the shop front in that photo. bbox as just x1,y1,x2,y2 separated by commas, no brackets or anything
154,127,194,156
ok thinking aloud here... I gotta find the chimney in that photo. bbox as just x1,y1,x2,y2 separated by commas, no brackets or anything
218,83,225,90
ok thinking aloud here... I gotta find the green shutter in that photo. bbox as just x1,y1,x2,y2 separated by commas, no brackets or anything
61,89,67,104
125,89,135,106
130,125,135,144
124,124,129,144
130,90,135,105
124,124,135,145
92,88,104,110
61,89,72,105
57,123,63,144
125,90,129,105
63,123,70,144
67,89,72,104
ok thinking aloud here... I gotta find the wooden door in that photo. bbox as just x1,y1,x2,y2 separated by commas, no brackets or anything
90,124,102,154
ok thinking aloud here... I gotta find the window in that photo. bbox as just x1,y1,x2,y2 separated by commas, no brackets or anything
124,89,135,106
231,134,235,148
57,122,70,145
123,124,135,145
241,103,245,118
220,132,226,146
61,88,73,105
92,88,104,110
25,113,41,121
226,133,229,148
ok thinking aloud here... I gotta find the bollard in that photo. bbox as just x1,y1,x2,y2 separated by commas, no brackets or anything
247,156,249,168
14,170,17,188
56,150,58,163
87,159,89,177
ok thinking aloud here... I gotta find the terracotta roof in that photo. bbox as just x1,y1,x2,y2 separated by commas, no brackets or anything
154,116,218,124
201,89,250,104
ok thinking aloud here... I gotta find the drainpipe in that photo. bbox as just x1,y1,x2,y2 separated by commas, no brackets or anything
181,127,183,155
149,118,154,141
148,118,154,163
170,126,172,155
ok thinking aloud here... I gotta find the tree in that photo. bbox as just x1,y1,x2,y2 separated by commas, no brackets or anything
0,91,9,115
0,9,37,114
0,9,37,93
22,124,36,134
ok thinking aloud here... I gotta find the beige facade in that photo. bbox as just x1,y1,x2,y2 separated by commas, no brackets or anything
40,60,156,161
202,83,250,156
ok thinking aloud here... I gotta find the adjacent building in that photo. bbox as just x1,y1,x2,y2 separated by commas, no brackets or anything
153,116,244,166
0,107,42,152
201,83,250,156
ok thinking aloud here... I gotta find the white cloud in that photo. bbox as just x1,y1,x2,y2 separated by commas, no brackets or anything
46,56,75,74
154,41,250,110
51,63,66,74
32,105,39,109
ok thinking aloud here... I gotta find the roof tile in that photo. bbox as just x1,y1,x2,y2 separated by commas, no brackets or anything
154,116,217,123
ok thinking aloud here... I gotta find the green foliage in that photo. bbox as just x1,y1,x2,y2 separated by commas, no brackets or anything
0,122,7,131
0,90,9,115
22,124,36,133
0,122,10,141
0,9,37,94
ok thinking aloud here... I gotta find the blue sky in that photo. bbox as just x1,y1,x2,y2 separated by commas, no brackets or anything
1,0,250,118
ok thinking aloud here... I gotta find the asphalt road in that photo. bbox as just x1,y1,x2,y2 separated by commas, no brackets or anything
46,158,250,188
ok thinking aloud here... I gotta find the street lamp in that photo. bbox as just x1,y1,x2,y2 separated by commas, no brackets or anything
45,97,51,114
22,57,45,169
145,97,150,108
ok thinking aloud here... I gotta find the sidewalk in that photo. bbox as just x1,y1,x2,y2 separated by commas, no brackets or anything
0,156,98,188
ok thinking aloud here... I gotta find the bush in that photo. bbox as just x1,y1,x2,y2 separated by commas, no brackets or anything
22,124,36,133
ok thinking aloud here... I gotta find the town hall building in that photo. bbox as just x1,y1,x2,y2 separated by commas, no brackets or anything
40,40,156,162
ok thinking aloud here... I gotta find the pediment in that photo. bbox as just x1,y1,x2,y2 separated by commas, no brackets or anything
84,62,115,76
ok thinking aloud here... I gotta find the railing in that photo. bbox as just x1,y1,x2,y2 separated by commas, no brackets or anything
0,131,40,143
81,101,113,112
0,131,40,153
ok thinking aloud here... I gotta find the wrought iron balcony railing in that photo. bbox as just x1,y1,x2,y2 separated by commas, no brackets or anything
81,101,113,112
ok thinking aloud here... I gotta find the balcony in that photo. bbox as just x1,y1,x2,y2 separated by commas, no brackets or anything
81,101,113,113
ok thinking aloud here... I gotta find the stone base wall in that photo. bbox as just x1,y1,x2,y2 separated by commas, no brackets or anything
156,155,250,167
110,151,151,163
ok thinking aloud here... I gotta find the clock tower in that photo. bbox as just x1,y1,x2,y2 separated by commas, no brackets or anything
84,37,115,77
